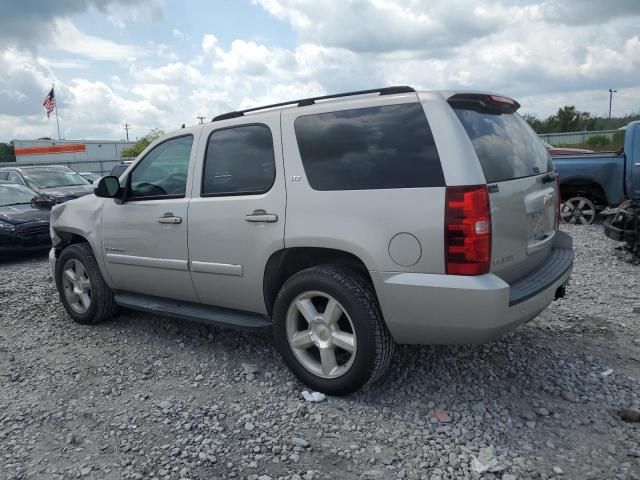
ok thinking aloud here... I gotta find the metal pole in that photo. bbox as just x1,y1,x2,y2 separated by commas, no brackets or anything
53,84,61,140
608,89,617,120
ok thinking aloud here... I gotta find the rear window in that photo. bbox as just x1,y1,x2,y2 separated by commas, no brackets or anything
295,103,444,191
454,109,553,183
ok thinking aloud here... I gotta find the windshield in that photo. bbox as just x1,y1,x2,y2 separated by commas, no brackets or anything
22,170,90,189
0,183,36,206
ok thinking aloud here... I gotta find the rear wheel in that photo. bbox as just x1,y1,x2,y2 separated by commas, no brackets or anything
560,196,596,225
273,265,394,395
56,243,118,325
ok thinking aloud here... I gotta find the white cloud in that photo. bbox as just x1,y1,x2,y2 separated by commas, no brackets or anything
131,62,204,84
1,0,640,143
254,0,508,53
0,0,161,51
52,19,146,61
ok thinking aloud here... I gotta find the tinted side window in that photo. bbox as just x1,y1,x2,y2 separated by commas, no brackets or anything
202,125,275,196
294,103,444,191
453,109,553,183
0,172,8,180
129,135,193,199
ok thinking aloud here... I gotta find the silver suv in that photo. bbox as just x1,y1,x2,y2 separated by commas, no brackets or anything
49,87,573,394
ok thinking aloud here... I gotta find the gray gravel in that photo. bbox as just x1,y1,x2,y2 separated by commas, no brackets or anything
1,225,639,480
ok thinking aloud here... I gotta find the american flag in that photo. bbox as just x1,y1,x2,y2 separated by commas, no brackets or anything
43,88,55,118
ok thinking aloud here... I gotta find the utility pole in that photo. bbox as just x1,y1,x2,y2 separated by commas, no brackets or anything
608,89,617,120
123,123,131,141
197,116,206,124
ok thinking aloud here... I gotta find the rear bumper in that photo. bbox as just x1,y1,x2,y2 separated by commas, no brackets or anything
373,230,573,344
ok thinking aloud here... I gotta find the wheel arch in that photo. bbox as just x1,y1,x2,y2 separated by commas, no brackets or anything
52,227,114,288
263,247,374,315
559,176,608,205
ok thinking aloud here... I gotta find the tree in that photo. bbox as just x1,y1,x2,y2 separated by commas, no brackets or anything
555,106,595,132
0,141,15,162
523,106,600,134
522,113,543,132
120,128,164,158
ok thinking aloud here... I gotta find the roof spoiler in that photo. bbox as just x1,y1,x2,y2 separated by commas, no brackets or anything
447,93,520,114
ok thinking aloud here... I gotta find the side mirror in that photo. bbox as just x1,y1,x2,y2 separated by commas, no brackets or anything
31,194,57,209
94,176,122,198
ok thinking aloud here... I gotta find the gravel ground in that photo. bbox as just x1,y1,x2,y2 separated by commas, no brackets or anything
1,225,639,480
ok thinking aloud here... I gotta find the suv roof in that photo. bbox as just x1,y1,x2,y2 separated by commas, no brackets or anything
209,86,517,125
212,86,416,122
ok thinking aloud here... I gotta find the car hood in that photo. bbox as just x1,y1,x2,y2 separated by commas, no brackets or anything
38,185,94,199
0,203,50,225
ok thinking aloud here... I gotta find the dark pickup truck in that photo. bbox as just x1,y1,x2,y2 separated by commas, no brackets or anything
554,121,640,225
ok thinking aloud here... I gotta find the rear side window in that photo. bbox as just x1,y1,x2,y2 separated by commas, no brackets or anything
454,109,553,183
202,125,276,196
294,103,444,191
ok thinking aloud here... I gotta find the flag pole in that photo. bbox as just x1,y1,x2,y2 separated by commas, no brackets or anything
53,83,61,140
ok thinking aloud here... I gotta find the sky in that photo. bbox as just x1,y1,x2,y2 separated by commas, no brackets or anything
1,0,639,142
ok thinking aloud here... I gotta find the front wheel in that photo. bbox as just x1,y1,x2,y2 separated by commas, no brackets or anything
272,265,394,395
56,243,118,325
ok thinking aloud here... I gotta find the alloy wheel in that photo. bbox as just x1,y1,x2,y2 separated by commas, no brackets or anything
561,197,596,225
61,259,93,314
285,291,357,379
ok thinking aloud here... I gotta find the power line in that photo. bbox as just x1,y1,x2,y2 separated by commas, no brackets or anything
197,116,206,124
123,122,131,141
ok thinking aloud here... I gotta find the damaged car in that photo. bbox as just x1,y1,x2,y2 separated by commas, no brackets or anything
0,181,55,253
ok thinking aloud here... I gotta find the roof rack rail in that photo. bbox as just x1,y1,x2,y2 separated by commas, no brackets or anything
211,85,415,122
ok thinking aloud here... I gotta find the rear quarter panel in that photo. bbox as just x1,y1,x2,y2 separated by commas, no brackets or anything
554,154,626,205
281,93,466,274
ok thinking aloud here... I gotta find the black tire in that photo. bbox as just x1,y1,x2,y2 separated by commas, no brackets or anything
272,265,394,395
55,243,118,325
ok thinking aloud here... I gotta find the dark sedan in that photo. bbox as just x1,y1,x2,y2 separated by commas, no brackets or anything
0,165,94,203
0,182,53,252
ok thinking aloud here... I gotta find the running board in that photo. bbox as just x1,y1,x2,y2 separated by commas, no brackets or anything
114,292,271,332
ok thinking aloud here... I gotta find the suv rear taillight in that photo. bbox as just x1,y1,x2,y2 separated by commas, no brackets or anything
445,185,491,275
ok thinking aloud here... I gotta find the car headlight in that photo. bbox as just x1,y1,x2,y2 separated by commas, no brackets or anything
0,220,15,232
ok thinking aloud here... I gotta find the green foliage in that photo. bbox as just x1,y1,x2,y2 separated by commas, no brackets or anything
585,135,609,149
613,130,626,144
0,142,15,162
120,128,164,158
523,106,640,135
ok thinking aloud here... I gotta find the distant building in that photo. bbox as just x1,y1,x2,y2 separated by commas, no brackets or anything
10,138,137,174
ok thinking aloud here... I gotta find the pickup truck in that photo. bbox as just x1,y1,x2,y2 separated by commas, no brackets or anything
553,121,640,224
